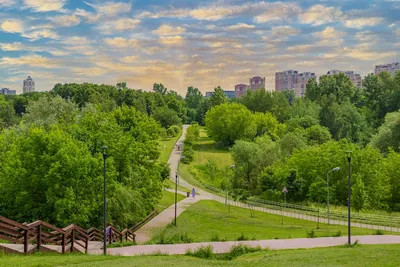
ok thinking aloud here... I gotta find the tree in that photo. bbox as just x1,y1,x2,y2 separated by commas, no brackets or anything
185,86,203,110
205,103,256,146
210,86,227,107
306,125,331,145
0,95,18,130
205,159,218,181
352,174,368,212
153,83,168,95
253,112,283,139
152,106,181,128
370,111,400,154
240,88,273,113
116,82,127,89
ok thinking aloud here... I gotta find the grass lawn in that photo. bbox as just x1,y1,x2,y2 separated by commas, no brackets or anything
1,244,400,266
156,190,186,213
158,132,181,163
179,128,233,191
151,200,397,243
164,179,193,195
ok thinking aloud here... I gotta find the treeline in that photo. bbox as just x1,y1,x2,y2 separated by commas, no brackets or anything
203,71,400,212
0,82,190,228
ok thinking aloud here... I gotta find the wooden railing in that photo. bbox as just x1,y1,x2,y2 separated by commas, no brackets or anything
0,210,157,254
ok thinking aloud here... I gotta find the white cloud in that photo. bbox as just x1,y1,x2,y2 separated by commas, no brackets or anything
0,54,61,68
316,27,342,39
152,25,186,35
97,18,140,34
22,29,60,40
254,2,300,23
299,4,343,25
72,67,108,76
0,42,24,51
0,0,17,7
0,19,24,33
206,25,216,30
287,44,314,52
23,0,67,12
104,37,139,48
60,36,92,45
344,17,384,28
120,56,139,63
50,15,80,27
227,23,255,30
342,45,397,60
86,1,131,17
159,36,185,45
271,26,299,36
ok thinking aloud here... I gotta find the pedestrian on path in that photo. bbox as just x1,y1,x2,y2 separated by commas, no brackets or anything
192,188,196,199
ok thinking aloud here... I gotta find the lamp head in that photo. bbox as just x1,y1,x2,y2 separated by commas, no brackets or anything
229,164,235,168
332,167,340,171
101,146,108,154
346,150,352,158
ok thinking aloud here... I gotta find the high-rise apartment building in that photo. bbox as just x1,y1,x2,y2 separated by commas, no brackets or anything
23,76,35,93
375,62,400,76
0,88,16,95
275,70,316,97
295,72,317,97
326,70,362,88
249,76,265,91
234,84,248,98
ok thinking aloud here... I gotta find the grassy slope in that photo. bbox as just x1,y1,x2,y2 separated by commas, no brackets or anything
164,179,192,195
158,132,181,163
1,245,400,267
156,190,186,213
153,200,396,242
179,128,232,190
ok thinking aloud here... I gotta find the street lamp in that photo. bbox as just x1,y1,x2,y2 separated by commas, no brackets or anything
326,167,340,225
226,164,235,212
101,145,108,256
346,151,352,245
174,156,185,227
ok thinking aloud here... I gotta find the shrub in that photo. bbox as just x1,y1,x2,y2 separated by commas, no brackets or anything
237,233,249,241
187,123,200,138
171,125,181,136
306,229,316,238
166,127,176,137
227,244,263,260
182,146,195,163
184,134,195,146
374,230,384,235
185,245,214,259
332,231,342,237
108,241,137,248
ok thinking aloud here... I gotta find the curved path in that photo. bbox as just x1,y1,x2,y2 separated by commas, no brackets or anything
100,125,400,255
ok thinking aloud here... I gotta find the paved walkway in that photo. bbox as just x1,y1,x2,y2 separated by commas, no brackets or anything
101,235,400,256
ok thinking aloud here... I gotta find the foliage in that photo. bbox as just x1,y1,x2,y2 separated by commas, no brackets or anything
205,103,256,146
370,111,400,154
210,86,227,107
153,106,182,128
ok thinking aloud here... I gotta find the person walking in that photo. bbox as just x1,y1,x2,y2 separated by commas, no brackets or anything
192,188,196,200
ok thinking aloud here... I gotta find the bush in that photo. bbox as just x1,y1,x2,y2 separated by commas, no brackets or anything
374,230,384,235
332,231,342,237
210,233,226,242
306,229,316,238
185,245,214,259
171,125,181,136
182,146,195,163
166,127,176,137
184,134,195,146
187,123,200,138
108,241,137,248
227,244,263,260
237,233,249,241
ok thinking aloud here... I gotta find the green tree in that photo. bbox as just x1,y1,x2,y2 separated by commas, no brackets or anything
210,86,227,107
370,111,400,154
152,106,181,128
153,83,168,95
205,103,256,146
116,82,127,89
352,174,368,212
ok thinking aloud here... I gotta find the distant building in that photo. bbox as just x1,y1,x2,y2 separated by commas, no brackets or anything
295,72,317,97
326,70,362,88
249,76,265,91
224,90,235,99
205,91,213,98
234,84,248,98
375,62,400,76
0,88,16,95
275,70,316,97
23,76,35,93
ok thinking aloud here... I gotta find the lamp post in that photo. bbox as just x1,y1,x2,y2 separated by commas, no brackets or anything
101,146,108,256
174,172,178,226
346,151,352,245
226,164,235,212
326,167,340,225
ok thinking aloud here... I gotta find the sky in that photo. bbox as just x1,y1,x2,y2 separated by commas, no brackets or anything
0,0,399,95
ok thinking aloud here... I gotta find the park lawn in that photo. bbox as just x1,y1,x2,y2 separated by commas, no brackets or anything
180,128,233,190
1,244,400,267
164,179,193,195
158,132,181,163
151,200,397,243
156,190,186,213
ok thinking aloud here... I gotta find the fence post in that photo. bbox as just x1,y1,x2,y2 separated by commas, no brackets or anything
23,229,28,255
280,201,283,225
317,208,320,229
61,233,65,254
37,224,41,252
71,230,75,252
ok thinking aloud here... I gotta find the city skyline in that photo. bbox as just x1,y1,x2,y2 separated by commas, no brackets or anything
0,0,399,94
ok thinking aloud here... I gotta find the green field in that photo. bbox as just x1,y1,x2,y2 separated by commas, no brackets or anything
158,132,181,162
1,244,400,267
151,200,396,243
156,190,186,213
179,128,232,191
